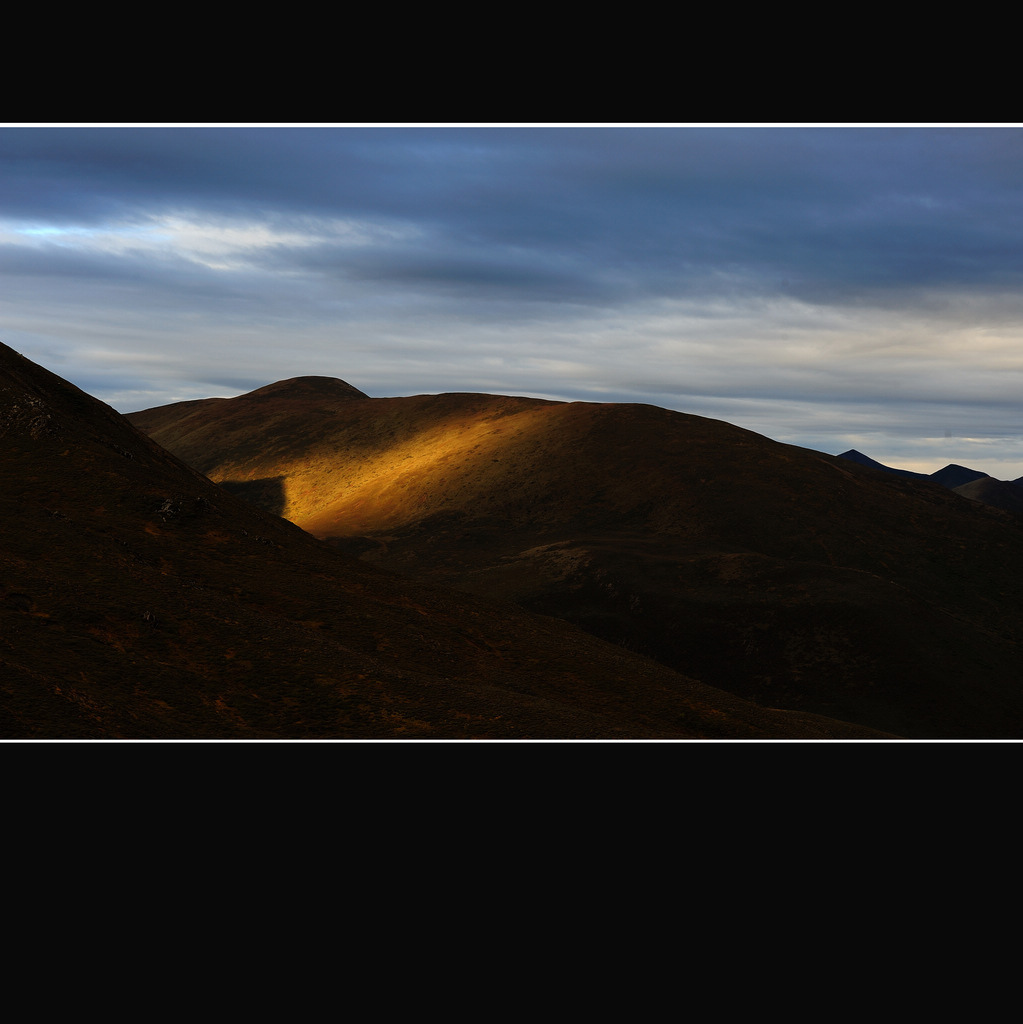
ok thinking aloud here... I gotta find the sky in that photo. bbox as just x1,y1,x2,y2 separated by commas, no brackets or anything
2,123,1023,479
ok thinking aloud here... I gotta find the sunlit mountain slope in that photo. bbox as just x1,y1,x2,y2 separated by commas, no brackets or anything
132,379,1023,738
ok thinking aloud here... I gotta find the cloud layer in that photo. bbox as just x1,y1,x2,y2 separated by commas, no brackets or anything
3,124,1023,477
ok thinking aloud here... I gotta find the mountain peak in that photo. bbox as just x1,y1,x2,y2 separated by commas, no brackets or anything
836,450,929,479
930,464,990,488
241,376,369,402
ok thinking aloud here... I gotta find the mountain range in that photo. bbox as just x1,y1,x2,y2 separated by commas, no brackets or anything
837,449,1023,518
123,374,1023,739
3,344,893,739
6,340,1023,739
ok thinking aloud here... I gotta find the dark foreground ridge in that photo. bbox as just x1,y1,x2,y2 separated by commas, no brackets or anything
2,343,886,739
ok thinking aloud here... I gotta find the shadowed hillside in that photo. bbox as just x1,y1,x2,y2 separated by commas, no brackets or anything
953,477,1023,518
2,344,880,739
131,380,1023,738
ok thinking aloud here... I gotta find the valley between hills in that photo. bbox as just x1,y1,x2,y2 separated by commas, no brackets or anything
5,343,1023,739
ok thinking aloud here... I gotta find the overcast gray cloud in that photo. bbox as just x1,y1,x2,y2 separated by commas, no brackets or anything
3,124,1023,478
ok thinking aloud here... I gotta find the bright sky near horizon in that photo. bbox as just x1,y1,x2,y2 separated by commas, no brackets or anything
3,123,1023,479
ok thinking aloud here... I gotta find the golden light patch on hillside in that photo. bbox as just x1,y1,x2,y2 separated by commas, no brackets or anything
274,401,571,536
144,389,575,537
189,393,739,543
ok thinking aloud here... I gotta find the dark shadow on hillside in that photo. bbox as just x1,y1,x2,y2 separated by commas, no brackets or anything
218,477,287,517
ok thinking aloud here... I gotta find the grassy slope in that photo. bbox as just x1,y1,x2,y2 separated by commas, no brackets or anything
3,348,887,739
130,383,1023,738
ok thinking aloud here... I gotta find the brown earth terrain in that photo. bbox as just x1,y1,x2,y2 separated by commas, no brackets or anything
129,376,1023,739
3,344,884,739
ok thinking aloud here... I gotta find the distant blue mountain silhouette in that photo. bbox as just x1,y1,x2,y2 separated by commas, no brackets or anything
836,450,930,480
929,464,990,488
837,450,1023,516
